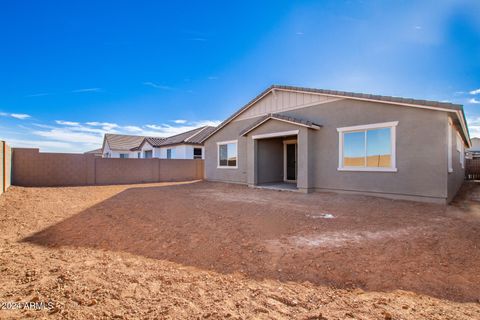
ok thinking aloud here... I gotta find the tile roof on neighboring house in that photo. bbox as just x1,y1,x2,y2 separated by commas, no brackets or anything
84,148,103,155
103,133,147,151
142,126,216,148
201,84,470,147
239,113,322,136
102,126,217,152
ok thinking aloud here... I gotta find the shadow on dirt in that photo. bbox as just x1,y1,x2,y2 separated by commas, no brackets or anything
22,181,480,303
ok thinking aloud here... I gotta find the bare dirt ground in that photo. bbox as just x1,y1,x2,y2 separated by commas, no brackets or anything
1,181,480,319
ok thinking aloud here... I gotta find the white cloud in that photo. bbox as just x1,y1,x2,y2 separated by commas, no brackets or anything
26,93,50,97
143,82,174,90
145,120,221,136
85,122,119,131
32,128,103,144
467,117,480,138
414,26,422,30
124,125,143,132
7,118,221,153
72,88,102,93
56,120,79,126
1,113,31,120
7,138,77,152
468,98,480,104
296,31,304,35
469,88,480,95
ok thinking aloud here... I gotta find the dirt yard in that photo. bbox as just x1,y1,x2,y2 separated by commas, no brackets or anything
1,181,480,319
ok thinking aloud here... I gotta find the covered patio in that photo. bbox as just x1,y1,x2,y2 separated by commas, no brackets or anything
240,113,321,193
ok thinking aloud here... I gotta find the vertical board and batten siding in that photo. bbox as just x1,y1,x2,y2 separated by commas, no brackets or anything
234,90,342,121
11,148,204,187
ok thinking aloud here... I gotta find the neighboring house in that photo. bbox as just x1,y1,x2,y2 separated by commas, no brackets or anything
201,85,470,204
136,126,215,159
466,137,480,159
102,134,145,159
101,126,215,159
83,148,103,157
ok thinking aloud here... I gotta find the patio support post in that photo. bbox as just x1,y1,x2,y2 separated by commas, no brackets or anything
297,128,312,193
247,137,258,187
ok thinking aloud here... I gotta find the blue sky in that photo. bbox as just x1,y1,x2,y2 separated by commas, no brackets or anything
1,0,479,152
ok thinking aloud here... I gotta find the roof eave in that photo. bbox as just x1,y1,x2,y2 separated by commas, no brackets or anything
201,85,469,144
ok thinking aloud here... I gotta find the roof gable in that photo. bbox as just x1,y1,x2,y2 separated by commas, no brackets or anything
239,113,322,136
234,89,341,122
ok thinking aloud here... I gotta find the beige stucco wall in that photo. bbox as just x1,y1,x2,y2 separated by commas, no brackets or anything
205,98,458,203
12,148,204,187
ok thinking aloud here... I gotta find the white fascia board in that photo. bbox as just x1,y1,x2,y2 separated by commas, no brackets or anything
252,130,299,140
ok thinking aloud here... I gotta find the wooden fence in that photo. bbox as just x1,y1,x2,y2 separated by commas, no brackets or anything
465,158,480,180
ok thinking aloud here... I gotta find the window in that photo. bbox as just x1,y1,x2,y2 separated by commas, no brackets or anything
144,150,153,159
217,140,238,168
166,149,175,159
137,152,141,158
119,153,129,159
337,122,398,172
193,147,202,159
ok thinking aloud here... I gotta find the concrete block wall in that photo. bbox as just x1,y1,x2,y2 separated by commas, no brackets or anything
95,158,160,185
158,159,204,182
11,148,204,187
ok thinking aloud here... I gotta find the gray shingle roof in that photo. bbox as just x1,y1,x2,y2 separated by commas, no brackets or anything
201,84,469,144
239,113,322,136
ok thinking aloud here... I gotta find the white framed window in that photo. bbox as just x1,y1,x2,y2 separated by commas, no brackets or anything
193,147,202,159
217,140,238,168
119,153,129,159
337,121,398,172
166,149,175,159
448,120,453,173
144,150,153,158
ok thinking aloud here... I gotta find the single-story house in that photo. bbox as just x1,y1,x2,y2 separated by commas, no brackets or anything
201,85,470,204
101,126,215,159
